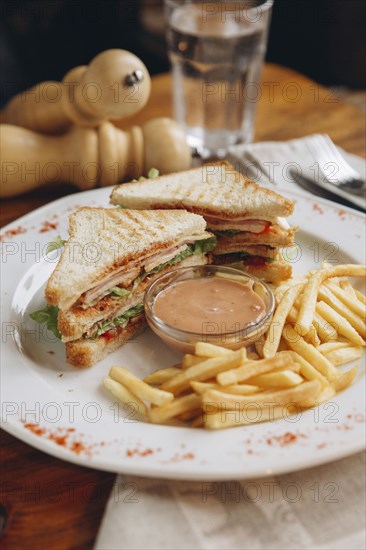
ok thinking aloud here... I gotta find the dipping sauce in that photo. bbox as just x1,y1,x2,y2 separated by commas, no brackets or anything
152,277,266,334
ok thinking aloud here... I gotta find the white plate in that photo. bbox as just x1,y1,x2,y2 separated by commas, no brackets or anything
1,188,365,480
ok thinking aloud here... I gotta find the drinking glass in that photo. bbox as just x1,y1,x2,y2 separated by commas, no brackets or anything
165,0,274,158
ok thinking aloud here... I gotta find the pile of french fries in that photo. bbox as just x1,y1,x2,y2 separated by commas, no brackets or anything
103,264,366,430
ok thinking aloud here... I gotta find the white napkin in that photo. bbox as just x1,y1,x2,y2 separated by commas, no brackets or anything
227,135,366,211
95,451,365,549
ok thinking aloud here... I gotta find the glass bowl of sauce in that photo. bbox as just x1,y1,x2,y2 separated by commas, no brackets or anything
144,265,275,353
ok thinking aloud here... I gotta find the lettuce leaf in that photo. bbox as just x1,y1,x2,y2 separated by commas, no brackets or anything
116,303,144,321
29,305,61,339
132,167,160,182
110,286,131,298
147,167,160,179
46,236,66,254
91,303,144,338
193,236,217,254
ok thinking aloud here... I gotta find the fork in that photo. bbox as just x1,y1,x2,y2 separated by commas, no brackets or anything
305,134,366,195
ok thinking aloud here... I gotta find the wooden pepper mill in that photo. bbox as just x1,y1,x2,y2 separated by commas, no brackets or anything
0,119,191,197
2,50,151,134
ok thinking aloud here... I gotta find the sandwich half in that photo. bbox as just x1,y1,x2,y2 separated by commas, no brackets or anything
32,207,215,368
110,162,296,283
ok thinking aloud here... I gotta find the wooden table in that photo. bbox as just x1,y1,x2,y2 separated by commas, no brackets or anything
1,64,365,549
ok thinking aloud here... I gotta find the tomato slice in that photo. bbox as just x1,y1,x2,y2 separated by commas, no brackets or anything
102,328,118,341
259,224,271,234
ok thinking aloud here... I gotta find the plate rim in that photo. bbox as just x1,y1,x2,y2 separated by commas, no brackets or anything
1,416,365,480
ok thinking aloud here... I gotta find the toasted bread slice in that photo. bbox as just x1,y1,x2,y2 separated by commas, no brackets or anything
110,161,294,220
46,207,210,311
66,315,146,369
59,253,208,342
240,261,293,283
212,256,292,283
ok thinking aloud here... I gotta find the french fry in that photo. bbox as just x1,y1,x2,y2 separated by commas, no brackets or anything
195,342,236,358
316,301,365,347
288,306,321,343
191,381,259,395
263,285,304,358
313,311,338,342
204,403,299,430
286,307,298,324
161,349,246,395
275,362,301,373
181,354,204,368
296,271,324,335
217,353,294,386
254,335,265,357
148,393,202,423
328,275,341,286
103,377,147,416
297,383,335,407
190,381,217,393
203,379,321,409
216,384,261,395
143,367,182,385
285,351,329,386
110,366,174,406
297,264,366,335
245,370,304,388
355,289,366,305
339,277,357,298
332,365,358,392
318,341,350,353
176,408,203,422
273,289,285,301
282,325,339,381
323,346,363,366
318,285,366,338
324,281,366,318
303,325,321,347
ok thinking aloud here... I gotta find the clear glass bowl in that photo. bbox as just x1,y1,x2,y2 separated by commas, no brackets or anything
144,265,275,353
